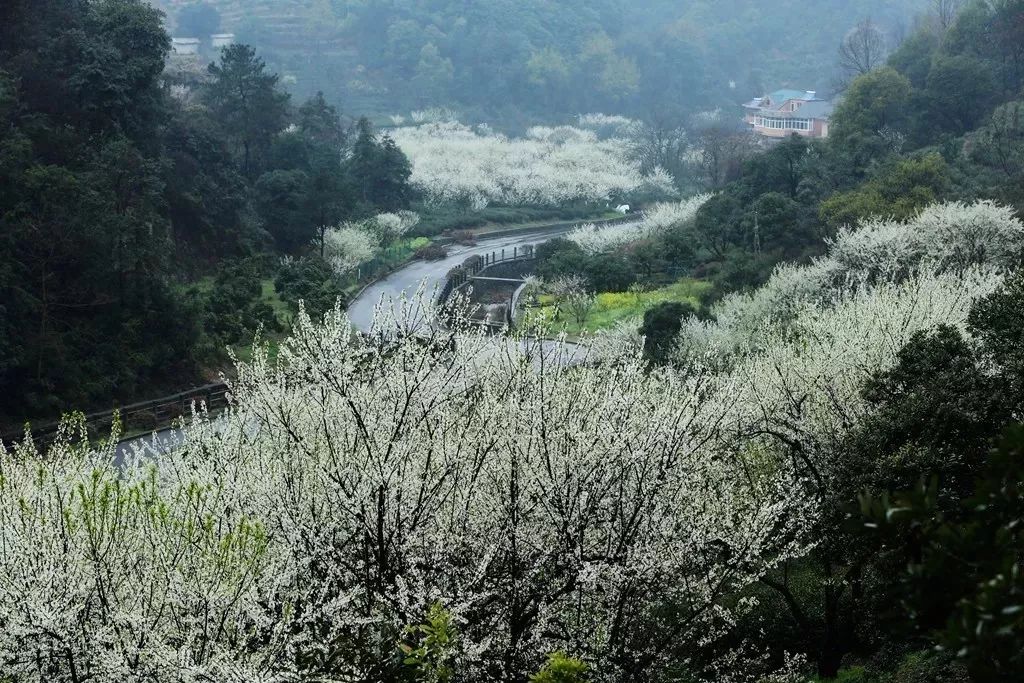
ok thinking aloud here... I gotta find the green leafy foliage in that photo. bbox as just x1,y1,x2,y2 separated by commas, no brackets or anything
348,118,413,213
204,44,290,179
274,257,346,320
529,652,589,683
196,258,282,357
856,426,1024,682
830,67,913,146
399,602,458,683
640,301,695,365
820,154,951,228
0,0,197,420
536,238,637,292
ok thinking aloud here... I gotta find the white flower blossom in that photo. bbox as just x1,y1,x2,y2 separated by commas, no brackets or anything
369,210,420,240
392,120,676,208
4,199,1021,681
568,193,711,253
323,223,378,274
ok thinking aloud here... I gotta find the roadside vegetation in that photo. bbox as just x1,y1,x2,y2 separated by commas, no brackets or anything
521,278,710,338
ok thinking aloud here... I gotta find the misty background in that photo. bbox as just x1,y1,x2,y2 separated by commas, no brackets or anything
155,0,928,127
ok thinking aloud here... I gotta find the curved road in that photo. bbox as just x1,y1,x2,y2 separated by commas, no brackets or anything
348,229,570,331
116,220,640,458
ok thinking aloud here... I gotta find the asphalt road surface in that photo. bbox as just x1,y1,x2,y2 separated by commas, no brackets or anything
115,222,639,458
347,220,639,332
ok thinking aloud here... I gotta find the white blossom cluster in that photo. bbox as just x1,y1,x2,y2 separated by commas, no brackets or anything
409,107,460,124
716,267,1004,469
829,200,1024,277
1,299,815,681
575,113,635,138
391,120,676,209
321,211,420,275
369,210,421,240
568,193,712,253
678,200,1024,357
323,223,378,274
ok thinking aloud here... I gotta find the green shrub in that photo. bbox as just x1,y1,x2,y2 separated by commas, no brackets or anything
530,652,589,683
275,256,346,320
641,301,696,365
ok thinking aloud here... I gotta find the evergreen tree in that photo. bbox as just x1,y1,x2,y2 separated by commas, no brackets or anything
204,44,290,179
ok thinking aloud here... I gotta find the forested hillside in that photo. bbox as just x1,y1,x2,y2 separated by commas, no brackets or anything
0,0,415,426
154,0,928,124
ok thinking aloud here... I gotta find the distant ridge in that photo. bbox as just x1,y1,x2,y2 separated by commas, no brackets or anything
153,0,346,52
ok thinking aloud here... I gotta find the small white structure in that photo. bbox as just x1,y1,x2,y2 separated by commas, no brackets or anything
211,33,236,50
171,37,201,56
615,204,631,215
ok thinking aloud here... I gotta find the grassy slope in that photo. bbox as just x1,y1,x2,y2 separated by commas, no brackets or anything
524,278,712,338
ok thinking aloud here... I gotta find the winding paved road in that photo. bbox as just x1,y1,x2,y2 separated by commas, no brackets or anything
348,229,570,331
114,220,640,458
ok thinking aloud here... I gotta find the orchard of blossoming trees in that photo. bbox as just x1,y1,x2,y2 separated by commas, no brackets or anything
391,120,677,209
3,199,1022,681
6,0,1024,680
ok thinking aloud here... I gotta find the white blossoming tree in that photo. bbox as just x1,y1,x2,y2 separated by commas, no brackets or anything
568,193,712,253
369,210,420,240
322,223,379,275
4,200,1021,682
0,300,813,681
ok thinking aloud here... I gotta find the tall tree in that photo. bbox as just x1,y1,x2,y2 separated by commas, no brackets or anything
837,18,889,88
204,44,290,179
347,118,413,212
830,66,913,145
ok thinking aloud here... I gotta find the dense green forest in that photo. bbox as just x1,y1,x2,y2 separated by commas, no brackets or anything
155,0,929,126
0,0,421,425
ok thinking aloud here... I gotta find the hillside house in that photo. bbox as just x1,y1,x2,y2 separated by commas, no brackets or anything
211,33,235,50
171,37,200,56
743,89,834,139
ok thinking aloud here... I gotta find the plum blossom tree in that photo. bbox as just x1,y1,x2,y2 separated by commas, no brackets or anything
5,200,1022,681
320,211,421,275
323,223,378,274
0,297,814,681
678,200,1024,358
370,210,420,240
568,193,711,253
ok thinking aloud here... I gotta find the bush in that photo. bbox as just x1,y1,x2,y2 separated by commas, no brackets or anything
536,238,637,293
448,230,478,244
274,257,346,320
196,257,284,358
415,243,449,261
530,652,589,683
641,301,696,365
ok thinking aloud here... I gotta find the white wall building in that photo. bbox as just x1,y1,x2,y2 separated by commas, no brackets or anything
211,33,235,50
171,37,200,56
